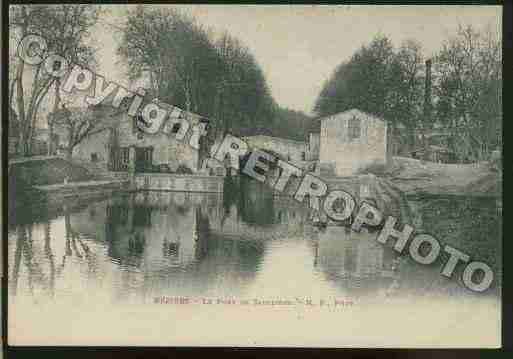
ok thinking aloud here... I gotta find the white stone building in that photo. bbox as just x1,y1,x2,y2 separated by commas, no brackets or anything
70,101,209,173
314,109,388,177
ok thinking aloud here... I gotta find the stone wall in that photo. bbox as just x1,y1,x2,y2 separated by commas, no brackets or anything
319,109,387,176
134,173,224,193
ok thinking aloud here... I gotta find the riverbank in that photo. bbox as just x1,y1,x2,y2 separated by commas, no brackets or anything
133,173,224,193
8,156,94,185
9,157,225,207
33,179,128,202
384,157,501,197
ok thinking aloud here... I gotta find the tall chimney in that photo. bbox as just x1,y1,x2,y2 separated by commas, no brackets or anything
424,59,432,123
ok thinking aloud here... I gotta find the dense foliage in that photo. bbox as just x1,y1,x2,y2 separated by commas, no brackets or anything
119,6,311,141
314,26,501,161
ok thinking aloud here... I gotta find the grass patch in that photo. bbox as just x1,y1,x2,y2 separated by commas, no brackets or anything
9,158,93,186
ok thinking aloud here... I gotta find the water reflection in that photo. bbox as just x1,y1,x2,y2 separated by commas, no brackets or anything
8,184,501,305
311,226,398,297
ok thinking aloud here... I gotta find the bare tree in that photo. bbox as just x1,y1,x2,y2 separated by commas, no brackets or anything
49,104,114,160
434,24,502,161
386,39,425,153
9,5,100,156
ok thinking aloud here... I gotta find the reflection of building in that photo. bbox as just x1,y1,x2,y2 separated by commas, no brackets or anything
217,178,309,239
314,226,396,280
69,192,267,297
69,193,201,268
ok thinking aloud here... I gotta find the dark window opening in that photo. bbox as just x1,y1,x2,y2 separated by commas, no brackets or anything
91,153,99,162
171,123,181,134
134,114,146,134
167,242,180,257
348,117,361,140
121,147,129,164
52,60,62,72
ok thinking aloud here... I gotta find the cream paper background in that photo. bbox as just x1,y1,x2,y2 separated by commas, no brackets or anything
7,4,502,348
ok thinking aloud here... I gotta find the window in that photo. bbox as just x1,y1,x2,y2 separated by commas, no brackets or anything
348,117,361,140
171,123,181,134
52,60,62,72
133,115,139,134
91,153,99,162
134,114,147,135
121,147,129,164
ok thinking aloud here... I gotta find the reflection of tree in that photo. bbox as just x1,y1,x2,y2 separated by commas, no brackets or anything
10,226,26,296
128,233,146,256
222,175,275,226
10,223,50,296
21,224,42,295
57,206,98,278
44,221,56,297
105,201,149,267
194,207,211,261
313,228,397,296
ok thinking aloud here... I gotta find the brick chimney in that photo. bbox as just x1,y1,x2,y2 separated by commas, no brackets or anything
424,59,432,123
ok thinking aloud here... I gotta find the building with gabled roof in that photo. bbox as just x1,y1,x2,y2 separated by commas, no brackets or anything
311,109,389,177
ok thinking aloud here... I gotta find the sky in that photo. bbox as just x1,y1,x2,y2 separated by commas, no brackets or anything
92,5,502,115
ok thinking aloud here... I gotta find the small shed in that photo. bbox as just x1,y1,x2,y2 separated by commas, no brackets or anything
318,109,388,176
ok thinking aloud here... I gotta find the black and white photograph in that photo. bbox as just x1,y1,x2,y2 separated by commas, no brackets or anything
5,4,503,347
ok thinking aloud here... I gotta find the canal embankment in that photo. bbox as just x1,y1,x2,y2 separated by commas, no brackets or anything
33,179,128,202
9,157,225,209
8,157,129,206
383,157,502,198
132,173,224,193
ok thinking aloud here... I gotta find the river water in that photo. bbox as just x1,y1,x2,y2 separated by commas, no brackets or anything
7,180,502,347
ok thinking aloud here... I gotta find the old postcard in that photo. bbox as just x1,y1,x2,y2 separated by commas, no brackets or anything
6,4,502,347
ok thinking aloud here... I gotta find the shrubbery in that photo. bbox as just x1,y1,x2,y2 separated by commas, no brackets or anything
175,164,194,174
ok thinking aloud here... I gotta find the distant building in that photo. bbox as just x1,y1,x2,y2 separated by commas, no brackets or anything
312,109,388,177
242,135,307,164
305,133,320,161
